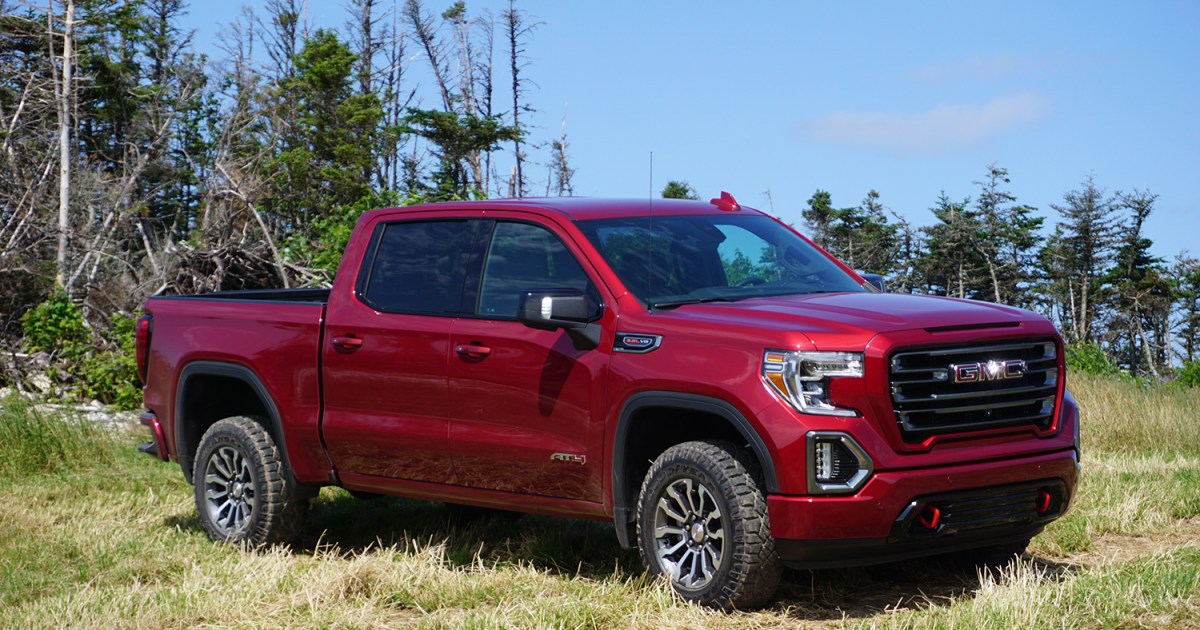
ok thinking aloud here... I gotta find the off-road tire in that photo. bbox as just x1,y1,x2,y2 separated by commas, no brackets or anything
636,440,782,610
193,416,308,546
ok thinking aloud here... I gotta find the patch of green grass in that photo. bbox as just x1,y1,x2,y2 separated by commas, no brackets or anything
1036,452,1200,556
0,394,121,479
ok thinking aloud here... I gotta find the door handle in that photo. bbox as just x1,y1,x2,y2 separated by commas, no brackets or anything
332,336,364,352
455,343,492,359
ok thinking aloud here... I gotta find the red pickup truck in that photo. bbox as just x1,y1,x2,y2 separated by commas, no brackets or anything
136,195,1079,609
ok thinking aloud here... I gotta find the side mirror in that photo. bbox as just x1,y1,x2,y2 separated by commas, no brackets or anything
518,289,601,350
856,272,887,293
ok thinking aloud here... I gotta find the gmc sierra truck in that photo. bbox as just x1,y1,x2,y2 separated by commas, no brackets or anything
136,194,1080,609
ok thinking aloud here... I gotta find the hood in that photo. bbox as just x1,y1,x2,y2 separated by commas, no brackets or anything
659,292,1041,349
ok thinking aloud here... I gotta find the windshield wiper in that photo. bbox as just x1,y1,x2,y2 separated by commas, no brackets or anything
649,296,746,310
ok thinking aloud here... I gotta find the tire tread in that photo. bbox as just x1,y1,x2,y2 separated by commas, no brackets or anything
193,416,307,546
636,439,781,610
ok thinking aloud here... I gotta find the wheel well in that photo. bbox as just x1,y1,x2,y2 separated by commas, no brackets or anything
610,393,778,549
619,406,753,510
178,373,271,481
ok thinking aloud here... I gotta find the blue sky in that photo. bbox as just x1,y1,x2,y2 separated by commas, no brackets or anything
186,1,1199,262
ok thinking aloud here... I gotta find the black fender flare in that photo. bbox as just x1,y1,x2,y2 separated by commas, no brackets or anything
610,391,779,548
174,361,293,484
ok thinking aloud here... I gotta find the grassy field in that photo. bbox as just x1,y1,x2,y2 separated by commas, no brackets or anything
1,374,1198,628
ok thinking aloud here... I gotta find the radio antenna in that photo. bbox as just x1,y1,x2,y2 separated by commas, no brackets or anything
647,151,654,304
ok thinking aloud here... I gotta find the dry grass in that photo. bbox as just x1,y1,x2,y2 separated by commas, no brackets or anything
2,376,1198,628
1070,373,1200,456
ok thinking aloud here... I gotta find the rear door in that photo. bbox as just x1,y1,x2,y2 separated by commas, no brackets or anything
321,212,483,482
447,216,614,501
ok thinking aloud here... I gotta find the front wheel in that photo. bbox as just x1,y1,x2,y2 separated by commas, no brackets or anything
193,416,309,546
636,440,781,610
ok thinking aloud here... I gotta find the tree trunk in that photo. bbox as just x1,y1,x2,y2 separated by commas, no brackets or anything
53,0,76,290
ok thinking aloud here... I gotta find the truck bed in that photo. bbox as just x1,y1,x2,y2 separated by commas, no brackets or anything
153,288,331,304
142,289,330,483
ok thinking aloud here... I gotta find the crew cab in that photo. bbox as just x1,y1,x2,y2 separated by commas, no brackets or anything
136,195,1080,609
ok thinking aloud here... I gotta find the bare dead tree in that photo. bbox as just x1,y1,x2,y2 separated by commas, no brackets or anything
550,102,574,196
260,0,302,80
378,4,415,191
473,12,494,194
503,0,538,197
47,0,75,290
405,0,454,112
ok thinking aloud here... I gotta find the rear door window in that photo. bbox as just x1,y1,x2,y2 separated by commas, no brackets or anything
358,220,476,315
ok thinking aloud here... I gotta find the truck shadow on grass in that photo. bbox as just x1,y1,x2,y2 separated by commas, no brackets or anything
168,488,1081,620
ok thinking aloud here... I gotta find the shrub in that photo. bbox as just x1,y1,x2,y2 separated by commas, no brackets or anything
1065,341,1124,378
1175,361,1200,389
19,290,88,355
19,292,141,410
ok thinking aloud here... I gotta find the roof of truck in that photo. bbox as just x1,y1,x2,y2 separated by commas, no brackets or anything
374,196,767,221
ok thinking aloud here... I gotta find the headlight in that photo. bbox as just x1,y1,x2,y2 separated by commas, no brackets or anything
762,350,863,417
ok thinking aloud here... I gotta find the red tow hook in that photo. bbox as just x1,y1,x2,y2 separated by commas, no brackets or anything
1035,489,1053,514
917,505,942,529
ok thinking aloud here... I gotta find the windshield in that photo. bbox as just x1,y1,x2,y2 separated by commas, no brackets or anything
577,214,866,308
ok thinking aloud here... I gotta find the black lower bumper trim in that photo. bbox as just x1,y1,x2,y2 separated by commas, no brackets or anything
137,441,159,457
776,522,1045,570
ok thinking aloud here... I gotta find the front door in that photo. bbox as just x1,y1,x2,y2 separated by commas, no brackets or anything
447,218,612,501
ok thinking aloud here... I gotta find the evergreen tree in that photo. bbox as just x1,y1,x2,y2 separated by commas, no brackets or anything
661,180,698,199
838,190,899,275
972,164,1043,307
1171,254,1200,363
1104,190,1170,376
919,193,982,298
402,107,519,201
1044,175,1118,343
270,29,383,227
802,189,837,249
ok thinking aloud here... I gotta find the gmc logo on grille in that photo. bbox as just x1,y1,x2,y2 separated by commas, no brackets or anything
951,359,1026,384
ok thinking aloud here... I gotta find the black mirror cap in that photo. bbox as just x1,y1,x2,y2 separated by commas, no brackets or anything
857,272,887,293
518,289,600,350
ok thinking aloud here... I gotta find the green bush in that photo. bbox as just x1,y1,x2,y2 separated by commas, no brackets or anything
19,290,88,355
1066,340,1125,378
285,189,410,277
79,314,141,409
1175,361,1200,388
19,292,141,410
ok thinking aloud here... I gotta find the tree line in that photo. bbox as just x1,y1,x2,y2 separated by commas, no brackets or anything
793,167,1195,380
663,172,1198,382
1,1,1193,404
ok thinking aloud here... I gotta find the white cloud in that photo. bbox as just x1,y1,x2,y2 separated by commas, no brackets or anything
801,91,1052,153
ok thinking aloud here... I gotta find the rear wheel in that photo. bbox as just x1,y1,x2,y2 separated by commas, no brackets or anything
193,416,309,546
636,440,781,610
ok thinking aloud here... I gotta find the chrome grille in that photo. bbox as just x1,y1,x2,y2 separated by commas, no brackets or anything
889,340,1058,441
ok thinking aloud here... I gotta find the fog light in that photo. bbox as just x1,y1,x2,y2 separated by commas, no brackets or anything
807,431,874,494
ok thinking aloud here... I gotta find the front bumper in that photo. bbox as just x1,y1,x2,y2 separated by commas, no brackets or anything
767,448,1078,569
